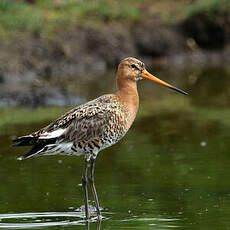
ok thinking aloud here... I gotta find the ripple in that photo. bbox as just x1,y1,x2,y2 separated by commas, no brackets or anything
119,216,183,229
120,217,180,222
0,211,100,229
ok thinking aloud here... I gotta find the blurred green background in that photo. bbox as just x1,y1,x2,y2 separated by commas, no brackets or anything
0,0,230,229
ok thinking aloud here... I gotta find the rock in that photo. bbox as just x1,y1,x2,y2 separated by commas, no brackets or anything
0,15,230,108
132,21,187,57
0,84,84,107
84,26,137,67
182,11,230,50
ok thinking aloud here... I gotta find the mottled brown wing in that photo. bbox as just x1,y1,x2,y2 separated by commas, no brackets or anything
36,94,123,142
30,95,108,135
63,107,117,143
13,94,123,148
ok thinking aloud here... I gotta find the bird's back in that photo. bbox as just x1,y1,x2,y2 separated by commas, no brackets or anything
14,94,133,160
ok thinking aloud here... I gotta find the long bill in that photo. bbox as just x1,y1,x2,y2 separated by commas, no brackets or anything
141,69,188,95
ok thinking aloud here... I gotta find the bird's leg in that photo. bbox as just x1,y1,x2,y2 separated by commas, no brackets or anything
85,219,101,230
85,220,90,230
88,157,101,219
96,218,102,230
82,158,90,220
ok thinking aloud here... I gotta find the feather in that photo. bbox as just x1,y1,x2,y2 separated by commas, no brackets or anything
17,144,45,160
39,128,65,139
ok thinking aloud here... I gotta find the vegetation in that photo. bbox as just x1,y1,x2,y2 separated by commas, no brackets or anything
0,0,229,40
0,0,141,39
185,0,230,17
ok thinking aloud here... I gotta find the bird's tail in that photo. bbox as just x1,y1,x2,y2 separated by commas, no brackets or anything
13,135,55,160
17,144,45,160
12,135,37,147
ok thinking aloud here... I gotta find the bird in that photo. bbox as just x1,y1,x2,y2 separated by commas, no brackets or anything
13,57,187,220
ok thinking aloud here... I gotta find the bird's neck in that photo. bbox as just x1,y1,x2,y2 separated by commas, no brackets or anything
115,77,139,116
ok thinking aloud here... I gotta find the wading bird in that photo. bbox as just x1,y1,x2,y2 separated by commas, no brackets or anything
13,57,187,220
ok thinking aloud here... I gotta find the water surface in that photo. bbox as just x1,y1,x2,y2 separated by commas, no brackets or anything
0,66,230,229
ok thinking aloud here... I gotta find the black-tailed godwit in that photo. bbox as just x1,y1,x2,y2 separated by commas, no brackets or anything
13,57,187,220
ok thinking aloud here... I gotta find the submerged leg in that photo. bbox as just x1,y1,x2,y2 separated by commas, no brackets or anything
82,158,90,220
85,221,89,230
85,218,101,230
88,157,101,218
97,218,102,230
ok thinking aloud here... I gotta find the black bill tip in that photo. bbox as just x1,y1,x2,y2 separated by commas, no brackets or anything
171,86,188,95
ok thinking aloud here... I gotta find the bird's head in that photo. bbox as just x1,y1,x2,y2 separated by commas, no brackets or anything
118,57,145,82
117,57,188,95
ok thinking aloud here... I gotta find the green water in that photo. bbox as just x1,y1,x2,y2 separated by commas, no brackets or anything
0,66,230,229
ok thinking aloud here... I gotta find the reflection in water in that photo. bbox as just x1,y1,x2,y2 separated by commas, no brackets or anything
0,212,84,228
86,219,101,230
0,211,182,229
189,67,230,107
119,217,182,229
0,212,102,229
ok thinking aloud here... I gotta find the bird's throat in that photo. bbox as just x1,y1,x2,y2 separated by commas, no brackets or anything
116,78,139,117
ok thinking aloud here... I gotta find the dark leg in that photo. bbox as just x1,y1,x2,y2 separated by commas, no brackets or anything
85,218,101,230
85,220,90,230
96,218,101,230
88,158,101,218
82,158,90,220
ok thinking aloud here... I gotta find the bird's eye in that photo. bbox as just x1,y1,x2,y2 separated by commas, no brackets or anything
130,64,137,69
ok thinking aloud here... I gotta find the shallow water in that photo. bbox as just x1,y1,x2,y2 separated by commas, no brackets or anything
1,66,230,229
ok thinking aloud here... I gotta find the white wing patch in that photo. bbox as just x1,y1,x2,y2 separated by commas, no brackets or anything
39,128,65,139
42,143,84,156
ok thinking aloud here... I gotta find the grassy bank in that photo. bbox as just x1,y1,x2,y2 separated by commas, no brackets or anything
0,0,229,40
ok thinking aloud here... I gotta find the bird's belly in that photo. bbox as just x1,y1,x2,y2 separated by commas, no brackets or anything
75,133,122,154
42,142,85,156
41,132,124,157
42,112,132,157
98,134,121,151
